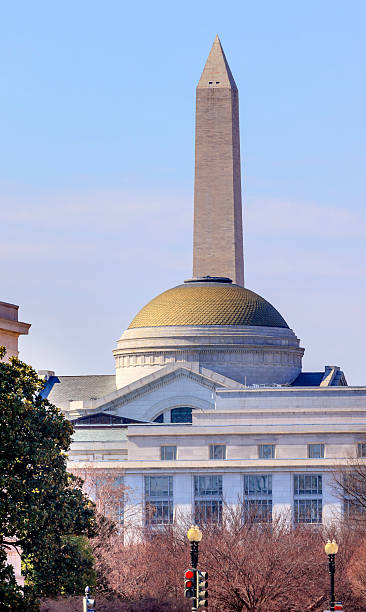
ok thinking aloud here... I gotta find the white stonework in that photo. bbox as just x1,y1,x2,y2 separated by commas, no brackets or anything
114,324,303,388
63,375,366,528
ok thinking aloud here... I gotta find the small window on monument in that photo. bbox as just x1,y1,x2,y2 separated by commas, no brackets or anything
209,81,213,84
216,81,220,84
153,414,164,423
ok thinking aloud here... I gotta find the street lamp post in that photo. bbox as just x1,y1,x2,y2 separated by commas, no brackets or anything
185,525,208,609
324,539,339,612
187,524,202,569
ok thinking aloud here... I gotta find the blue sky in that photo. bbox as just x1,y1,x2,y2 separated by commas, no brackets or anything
1,0,365,383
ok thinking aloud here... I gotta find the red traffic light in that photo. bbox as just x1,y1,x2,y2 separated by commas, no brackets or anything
186,580,193,588
185,570,194,579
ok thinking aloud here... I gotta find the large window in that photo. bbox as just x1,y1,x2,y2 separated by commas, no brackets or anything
243,474,272,523
144,476,173,525
293,474,322,524
171,407,192,423
194,475,222,524
209,444,226,460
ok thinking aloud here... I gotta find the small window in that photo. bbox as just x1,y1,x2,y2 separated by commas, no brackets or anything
216,81,220,84
308,444,324,459
258,444,275,459
358,443,366,458
209,444,226,460
161,446,177,460
153,414,164,423
208,81,213,84
171,407,192,423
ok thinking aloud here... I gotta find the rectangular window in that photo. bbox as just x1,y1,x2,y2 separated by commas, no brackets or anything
358,443,366,458
144,475,173,525
258,444,275,459
161,446,177,460
243,474,272,523
308,444,324,459
343,473,366,518
209,444,226,460
194,475,222,497
194,475,222,524
294,474,322,524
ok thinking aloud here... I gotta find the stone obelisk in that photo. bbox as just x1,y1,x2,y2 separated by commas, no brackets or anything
193,36,244,286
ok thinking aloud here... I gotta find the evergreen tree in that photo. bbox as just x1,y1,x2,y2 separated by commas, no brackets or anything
0,348,96,610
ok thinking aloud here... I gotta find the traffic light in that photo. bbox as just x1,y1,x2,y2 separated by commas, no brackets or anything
83,586,96,611
184,568,196,599
196,570,208,607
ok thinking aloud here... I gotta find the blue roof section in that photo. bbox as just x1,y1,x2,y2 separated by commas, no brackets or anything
39,375,60,399
291,372,324,387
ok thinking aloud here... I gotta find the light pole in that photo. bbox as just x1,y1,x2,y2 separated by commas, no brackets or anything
185,525,208,609
187,524,202,569
324,539,339,612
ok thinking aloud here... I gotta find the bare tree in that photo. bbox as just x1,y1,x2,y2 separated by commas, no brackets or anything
333,456,366,526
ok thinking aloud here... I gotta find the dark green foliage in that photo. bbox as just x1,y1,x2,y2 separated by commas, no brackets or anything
0,347,96,609
24,536,95,596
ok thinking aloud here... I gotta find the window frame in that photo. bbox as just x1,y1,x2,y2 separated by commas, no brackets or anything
209,444,226,460
194,474,223,525
258,444,276,459
308,443,325,459
170,407,192,423
144,475,174,526
243,474,273,523
357,443,366,458
293,474,323,524
160,445,177,460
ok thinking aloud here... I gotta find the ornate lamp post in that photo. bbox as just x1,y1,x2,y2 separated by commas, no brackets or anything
324,539,339,612
187,524,203,569
185,525,208,610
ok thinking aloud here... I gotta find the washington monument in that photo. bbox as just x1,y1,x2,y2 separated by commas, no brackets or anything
193,36,244,286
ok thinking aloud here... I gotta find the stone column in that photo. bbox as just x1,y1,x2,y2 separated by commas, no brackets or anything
272,472,292,525
124,473,143,542
174,473,193,524
322,472,342,524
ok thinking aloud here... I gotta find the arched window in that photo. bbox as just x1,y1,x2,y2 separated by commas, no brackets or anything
170,407,192,423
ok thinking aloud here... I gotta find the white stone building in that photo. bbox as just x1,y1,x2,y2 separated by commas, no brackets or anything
47,36,365,529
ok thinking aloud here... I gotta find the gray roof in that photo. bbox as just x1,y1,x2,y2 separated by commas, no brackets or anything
48,375,116,407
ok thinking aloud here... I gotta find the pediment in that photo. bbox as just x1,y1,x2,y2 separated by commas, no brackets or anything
77,363,244,418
